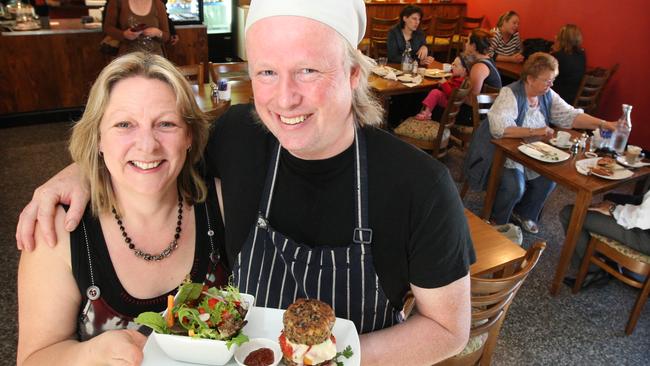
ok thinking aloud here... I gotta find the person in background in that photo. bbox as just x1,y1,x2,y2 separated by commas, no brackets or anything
414,56,468,120
490,10,524,63
16,1,476,364
551,24,585,105
561,190,650,288
104,0,170,56
387,4,434,66
16,53,225,365
487,52,617,234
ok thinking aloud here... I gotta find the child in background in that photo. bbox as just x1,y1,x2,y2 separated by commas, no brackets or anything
414,56,468,120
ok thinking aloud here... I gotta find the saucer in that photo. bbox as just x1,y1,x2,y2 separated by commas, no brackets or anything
549,137,572,149
616,155,650,168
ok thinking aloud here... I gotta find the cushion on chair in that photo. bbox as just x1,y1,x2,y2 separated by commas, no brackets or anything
394,117,450,149
453,317,489,358
590,233,650,264
434,38,451,46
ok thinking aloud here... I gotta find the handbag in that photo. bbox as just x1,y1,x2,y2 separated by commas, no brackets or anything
100,35,120,55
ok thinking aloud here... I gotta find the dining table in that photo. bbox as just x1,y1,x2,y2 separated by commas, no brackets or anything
465,208,527,276
192,79,253,120
480,131,650,295
495,61,522,80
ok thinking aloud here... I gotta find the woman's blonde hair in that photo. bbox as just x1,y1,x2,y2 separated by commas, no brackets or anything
496,10,519,29
555,24,583,54
69,52,211,216
521,52,559,82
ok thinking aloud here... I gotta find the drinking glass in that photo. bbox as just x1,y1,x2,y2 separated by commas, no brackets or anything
377,57,387,67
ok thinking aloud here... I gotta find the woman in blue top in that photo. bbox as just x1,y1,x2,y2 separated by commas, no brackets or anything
387,5,434,65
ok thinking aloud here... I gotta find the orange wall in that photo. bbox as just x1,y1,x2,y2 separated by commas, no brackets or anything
465,0,649,147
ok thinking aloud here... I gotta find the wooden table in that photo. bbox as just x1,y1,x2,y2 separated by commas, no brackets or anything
192,80,253,119
369,62,444,98
480,133,650,294
465,209,527,276
495,61,522,80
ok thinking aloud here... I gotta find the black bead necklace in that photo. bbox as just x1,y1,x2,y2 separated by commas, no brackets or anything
112,195,183,261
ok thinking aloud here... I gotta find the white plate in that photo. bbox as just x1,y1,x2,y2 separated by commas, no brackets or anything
548,137,572,149
371,66,402,77
423,69,451,78
12,22,40,31
143,306,361,366
616,155,650,168
517,141,570,163
397,74,416,82
575,157,634,180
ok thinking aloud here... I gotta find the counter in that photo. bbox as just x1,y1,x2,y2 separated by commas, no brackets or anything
0,19,208,117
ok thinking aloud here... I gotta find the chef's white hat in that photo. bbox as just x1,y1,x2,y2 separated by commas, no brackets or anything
245,0,367,47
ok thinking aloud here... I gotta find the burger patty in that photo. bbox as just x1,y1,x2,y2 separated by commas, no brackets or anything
283,298,335,345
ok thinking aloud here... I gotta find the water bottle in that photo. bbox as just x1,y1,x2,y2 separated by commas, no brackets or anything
611,104,633,155
401,46,413,73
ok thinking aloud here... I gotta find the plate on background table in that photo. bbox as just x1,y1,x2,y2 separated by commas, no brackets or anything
371,66,403,77
616,156,650,168
423,69,451,78
142,306,360,366
548,137,572,149
575,157,633,180
518,141,570,163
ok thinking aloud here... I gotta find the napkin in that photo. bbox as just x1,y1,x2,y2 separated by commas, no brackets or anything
403,75,423,87
384,70,398,80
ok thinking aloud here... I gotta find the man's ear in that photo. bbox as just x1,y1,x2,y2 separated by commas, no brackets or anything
350,63,361,90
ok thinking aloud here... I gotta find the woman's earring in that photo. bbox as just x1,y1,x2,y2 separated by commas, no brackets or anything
187,145,192,152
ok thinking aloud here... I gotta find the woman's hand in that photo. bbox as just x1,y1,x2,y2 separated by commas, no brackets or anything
86,329,147,365
536,126,554,138
142,27,163,39
416,46,429,61
420,56,434,66
601,120,618,131
123,28,141,40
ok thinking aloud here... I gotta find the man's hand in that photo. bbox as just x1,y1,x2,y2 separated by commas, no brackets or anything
16,164,89,251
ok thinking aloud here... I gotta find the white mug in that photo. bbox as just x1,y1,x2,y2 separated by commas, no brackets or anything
625,145,643,164
556,131,571,146
442,63,452,72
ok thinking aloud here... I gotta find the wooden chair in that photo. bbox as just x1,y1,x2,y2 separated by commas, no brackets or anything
451,16,484,56
436,242,546,366
177,63,205,86
208,62,249,84
572,64,619,115
458,93,498,198
573,233,650,335
393,79,471,159
368,16,400,59
420,16,433,35
427,17,459,63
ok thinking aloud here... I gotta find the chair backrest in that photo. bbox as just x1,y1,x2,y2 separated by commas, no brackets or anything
369,16,399,59
459,16,484,36
208,62,249,84
177,63,205,86
572,63,619,115
420,16,433,34
433,17,460,40
430,78,472,157
437,242,546,366
472,93,498,130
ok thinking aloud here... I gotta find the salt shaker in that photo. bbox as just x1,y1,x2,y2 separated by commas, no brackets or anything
570,138,580,155
210,83,220,102
579,132,588,150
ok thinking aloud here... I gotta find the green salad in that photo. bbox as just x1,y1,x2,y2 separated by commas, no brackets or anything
135,283,249,349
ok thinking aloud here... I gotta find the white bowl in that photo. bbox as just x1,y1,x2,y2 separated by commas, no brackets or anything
153,293,255,365
234,338,282,366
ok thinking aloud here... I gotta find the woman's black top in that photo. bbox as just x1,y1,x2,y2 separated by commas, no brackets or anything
552,49,586,105
387,25,427,64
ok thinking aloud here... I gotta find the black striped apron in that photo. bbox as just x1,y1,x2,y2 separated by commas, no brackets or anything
233,129,399,334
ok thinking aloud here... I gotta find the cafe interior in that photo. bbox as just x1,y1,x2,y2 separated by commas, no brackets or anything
1,0,648,364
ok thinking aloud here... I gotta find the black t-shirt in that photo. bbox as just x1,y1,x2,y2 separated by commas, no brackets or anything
206,104,475,308
552,49,586,105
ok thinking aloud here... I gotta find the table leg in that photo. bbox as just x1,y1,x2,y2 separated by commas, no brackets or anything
549,189,592,295
481,147,505,220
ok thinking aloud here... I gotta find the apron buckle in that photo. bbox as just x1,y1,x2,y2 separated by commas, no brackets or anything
352,227,373,244
257,216,269,229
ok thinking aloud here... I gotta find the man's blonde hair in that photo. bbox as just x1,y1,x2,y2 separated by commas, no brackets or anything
69,52,211,216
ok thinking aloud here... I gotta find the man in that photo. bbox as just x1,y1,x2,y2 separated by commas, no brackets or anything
16,1,474,364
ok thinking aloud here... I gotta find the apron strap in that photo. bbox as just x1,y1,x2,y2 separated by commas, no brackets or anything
352,128,372,244
258,142,282,220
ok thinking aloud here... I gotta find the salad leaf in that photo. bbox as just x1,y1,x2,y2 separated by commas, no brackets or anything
225,332,249,349
134,312,168,334
175,282,204,305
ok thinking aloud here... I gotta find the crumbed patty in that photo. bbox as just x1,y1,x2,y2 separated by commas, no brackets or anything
597,157,616,168
283,298,335,345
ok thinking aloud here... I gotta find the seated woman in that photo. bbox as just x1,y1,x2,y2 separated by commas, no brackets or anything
490,10,524,63
104,0,170,56
17,52,225,365
487,52,617,234
414,56,468,120
551,24,586,104
387,4,434,66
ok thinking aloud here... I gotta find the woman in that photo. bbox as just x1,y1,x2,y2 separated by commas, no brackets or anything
487,52,617,233
455,28,502,125
490,10,524,63
552,24,586,104
104,0,170,56
17,53,224,365
387,5,434,65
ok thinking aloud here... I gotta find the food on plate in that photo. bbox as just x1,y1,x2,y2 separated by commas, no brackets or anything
135,283,250,348
591,165,613,176
597,157,616,169
244,347,274,366
278,299,337,366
